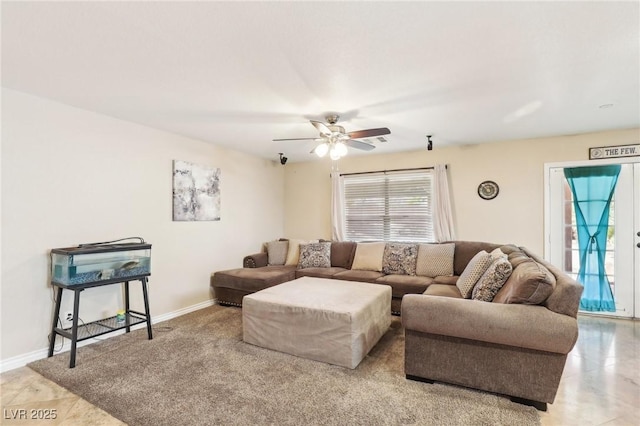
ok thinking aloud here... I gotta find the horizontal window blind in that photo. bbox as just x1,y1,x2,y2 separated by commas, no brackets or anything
342,169,434,242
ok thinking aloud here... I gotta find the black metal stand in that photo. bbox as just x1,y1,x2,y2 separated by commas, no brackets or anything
48,276,152,368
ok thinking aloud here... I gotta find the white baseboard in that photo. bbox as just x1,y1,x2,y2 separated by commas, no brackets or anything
0,299,217,373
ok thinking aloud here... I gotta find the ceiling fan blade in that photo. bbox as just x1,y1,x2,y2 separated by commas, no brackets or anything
272,137,318,141
348,127,391,139
346,139,376,151
310,120,333,136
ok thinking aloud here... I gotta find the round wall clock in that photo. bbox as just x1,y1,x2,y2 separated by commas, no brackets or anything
478,180,499,200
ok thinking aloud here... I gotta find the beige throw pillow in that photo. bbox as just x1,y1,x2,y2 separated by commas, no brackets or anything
351,242,386,272
490,247,505,259
456,250,493,298
285,239,317,266
415,243,455,277
267,240,289,265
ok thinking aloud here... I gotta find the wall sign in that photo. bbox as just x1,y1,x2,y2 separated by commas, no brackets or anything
589,144,640,160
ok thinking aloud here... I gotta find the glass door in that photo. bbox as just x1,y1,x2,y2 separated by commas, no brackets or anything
547,161,638,318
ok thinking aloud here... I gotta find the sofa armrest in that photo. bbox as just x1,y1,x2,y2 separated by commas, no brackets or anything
401,294,578,355
243,252,268,268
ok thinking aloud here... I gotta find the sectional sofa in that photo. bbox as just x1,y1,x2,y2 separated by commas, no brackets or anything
213,240,481,314
210,239,583,410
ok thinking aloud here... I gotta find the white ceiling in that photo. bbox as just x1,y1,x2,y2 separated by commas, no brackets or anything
2,1,639,163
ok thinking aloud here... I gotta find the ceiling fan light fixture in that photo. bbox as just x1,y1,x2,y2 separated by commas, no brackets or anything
275,114,391,161
334,142,348,157
329,147,341,161
315,142,329,157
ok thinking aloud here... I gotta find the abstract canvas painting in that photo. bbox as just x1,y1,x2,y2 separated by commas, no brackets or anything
173,160,221,221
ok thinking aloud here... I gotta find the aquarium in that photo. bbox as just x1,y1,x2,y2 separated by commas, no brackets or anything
51,242,151,285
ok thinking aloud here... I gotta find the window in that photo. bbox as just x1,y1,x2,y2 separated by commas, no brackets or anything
342,169,434,242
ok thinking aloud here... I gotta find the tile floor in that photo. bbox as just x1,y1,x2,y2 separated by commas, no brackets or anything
0,366,124,425
1,314,638,425
539,315,639,425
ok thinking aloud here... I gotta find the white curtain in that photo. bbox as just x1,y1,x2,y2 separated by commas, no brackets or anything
433,164,456,242
331,172,346,241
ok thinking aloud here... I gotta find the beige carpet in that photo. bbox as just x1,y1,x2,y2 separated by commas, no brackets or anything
29,305,540,425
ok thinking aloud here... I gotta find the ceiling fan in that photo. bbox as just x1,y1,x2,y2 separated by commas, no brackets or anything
273,114,391,160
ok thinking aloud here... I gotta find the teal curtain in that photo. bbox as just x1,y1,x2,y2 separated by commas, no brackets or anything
564,165,621,312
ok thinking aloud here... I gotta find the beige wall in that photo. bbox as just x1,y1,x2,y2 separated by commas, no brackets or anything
284,128,639,254
1,89,285,361
2,87,636,364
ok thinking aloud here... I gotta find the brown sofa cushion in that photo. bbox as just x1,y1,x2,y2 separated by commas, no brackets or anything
452,241,502,276
433,275,459,285
375,274,434,298
402,294,578,354
382,243,418,275
423,284,462,298
524,249,584,318
331,241,356,269
212,266,296,292
295,267,348,279
332,269,384,283
498,244,522,255
493,257,556,305
507,250,531,268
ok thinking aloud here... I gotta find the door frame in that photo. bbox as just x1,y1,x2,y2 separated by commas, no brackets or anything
544,158,640,318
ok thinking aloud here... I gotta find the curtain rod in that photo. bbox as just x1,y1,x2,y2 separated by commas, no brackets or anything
340,165,446,177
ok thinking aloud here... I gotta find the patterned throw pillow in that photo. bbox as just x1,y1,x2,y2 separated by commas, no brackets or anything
472,256,513,302
456,250,493,298
267,240,289,266
415,243,455,277
382,243,418,275
297,242,331,269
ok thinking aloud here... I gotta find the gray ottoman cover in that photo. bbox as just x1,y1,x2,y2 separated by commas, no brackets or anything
243,276,391,369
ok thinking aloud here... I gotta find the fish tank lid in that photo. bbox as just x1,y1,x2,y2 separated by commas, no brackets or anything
52,242,152,255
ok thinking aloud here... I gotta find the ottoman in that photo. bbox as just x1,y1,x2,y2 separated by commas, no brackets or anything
242,276,391,369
